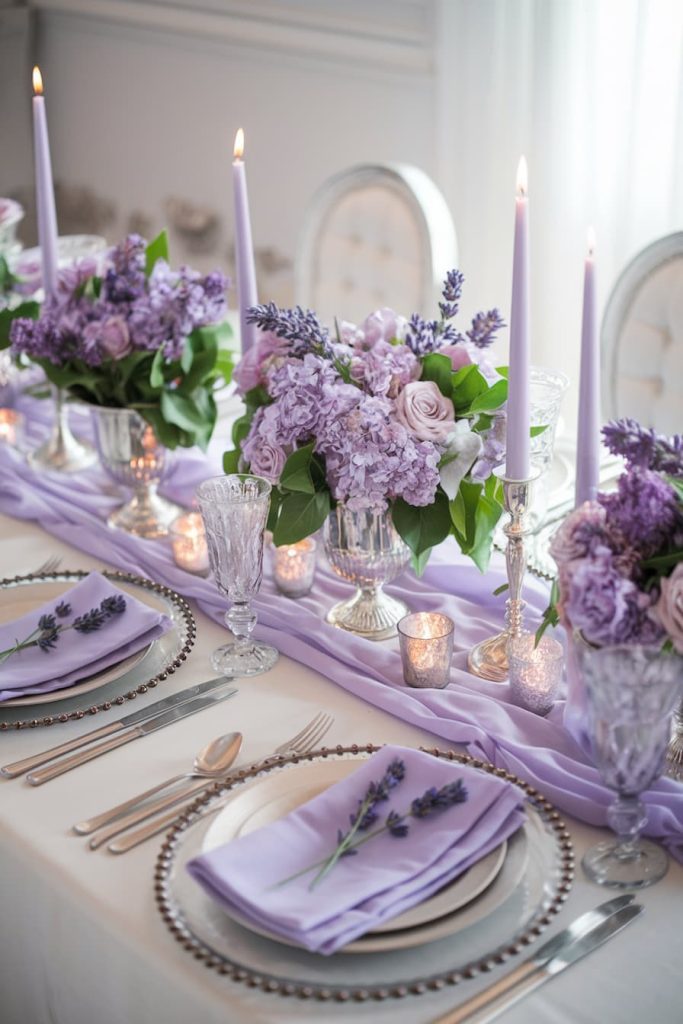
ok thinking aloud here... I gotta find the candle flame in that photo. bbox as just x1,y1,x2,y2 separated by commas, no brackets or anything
587,226,596,257
32,66,44,96
516,155,528,198
233,128,244,160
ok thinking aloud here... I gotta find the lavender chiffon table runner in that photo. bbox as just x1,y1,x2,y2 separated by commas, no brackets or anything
3,398,683,861
187,745,525,954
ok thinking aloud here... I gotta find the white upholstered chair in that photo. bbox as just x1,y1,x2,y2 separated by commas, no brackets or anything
295,164,457,326
602,232,683,434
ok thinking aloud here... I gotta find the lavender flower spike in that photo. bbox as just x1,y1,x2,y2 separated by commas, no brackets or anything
602,418,683,476
466,309,506,349
439,269,465,321
246,302,332,359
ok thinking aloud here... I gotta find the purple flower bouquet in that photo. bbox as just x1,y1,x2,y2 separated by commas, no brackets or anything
225,271,511,572
7,232,232,450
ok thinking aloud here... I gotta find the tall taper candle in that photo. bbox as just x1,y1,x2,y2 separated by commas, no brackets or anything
506,156,531,480
232,128,258,354
575,228,599,505
31,67,59,297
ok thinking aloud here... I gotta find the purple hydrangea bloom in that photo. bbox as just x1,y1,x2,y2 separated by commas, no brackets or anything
598,468,680,557
349,341,419,397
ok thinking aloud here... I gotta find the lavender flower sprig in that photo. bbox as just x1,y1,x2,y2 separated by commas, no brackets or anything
272,763,468,891
602,418,683,477
0,596,127,665
246,302,333,359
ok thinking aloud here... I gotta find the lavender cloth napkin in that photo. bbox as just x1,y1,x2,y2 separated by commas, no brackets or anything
2,396,683,861
0,571,171,701
187,745,525,954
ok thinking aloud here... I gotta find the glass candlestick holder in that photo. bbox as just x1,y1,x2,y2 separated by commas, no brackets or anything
508,631,564,715
398,612,454,689
272,538,317,597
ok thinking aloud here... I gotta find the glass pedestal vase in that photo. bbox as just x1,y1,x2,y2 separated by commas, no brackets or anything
323,505,410,641
27,387,96,474
91,406,181,539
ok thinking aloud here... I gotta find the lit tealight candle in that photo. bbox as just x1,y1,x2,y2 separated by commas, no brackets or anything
273,537,317,597
397,612,454,689
0,408,24,446
508,632,564,715
170,513,210,574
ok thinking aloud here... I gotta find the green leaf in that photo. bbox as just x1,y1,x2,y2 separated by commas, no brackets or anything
150,347,166,388
665,476,683,500
145,230,169,275
231,412,253,448
272,490,331,545
411,547,433,577
468,378,508,414
495,366,509,379
280,443,316,494
530,424,548,437
468,493,504,572
222,448,241,473
392,490,451,557
473,413,494,433
640,550,683,570
420,353,454,397
267,487,283,532
451,364,488,412
492,582,509,596
214,348,234,386
160,390,206,441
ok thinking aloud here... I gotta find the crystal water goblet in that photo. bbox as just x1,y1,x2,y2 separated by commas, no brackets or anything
577,643,683,888
197,474,278,677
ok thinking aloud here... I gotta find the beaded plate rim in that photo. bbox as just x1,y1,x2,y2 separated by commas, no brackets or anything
154,743,575,1003
0,569,196,730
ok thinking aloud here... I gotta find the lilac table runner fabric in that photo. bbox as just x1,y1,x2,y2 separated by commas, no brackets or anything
2,398,683,860
0,571,171,701
187,745,525,954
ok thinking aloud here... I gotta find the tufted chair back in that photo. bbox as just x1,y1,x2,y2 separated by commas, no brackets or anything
602,232,683,434
295,164,457,326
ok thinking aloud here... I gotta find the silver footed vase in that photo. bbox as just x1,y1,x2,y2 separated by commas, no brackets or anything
323,504,410,641
27,386,96,473
91,406,181,539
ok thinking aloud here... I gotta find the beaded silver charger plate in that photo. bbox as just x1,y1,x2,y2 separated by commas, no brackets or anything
155,745,574,1003
0,570,196,730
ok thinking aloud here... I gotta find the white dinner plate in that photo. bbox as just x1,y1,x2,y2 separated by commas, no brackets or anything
201,759,527,954
0,578,160,708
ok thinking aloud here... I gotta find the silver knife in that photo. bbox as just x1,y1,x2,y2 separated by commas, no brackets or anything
1,675,232,779
431,897,643,1024
25,682,238,785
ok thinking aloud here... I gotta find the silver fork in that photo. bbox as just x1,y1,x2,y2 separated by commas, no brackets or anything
98,711,335,854
32,555,62,576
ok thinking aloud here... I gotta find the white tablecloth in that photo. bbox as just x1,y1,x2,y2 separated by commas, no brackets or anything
1,512,681,1024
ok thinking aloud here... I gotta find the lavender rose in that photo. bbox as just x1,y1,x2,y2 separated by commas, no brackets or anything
244,437,286,483
395,381,455,443
655,564,683,654
361,308,408,347
99,316,131,360
439,343,472,372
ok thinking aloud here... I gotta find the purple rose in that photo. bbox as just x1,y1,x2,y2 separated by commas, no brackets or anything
395,380,455,443
245,437,286,483
361,308,408,347
100,316,131,360
439,343,472,372
655,563,683,654
233,330,285,395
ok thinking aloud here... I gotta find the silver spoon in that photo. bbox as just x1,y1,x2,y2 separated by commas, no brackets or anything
74,732,243,836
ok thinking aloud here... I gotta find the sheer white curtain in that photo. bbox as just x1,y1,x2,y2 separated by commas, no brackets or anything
435,0,683,434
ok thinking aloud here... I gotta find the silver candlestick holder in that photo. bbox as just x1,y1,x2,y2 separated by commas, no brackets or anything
468,470,539,681
27,386,96,473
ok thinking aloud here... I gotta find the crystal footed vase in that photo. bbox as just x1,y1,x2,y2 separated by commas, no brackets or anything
91,406,181,539
323,505,411,641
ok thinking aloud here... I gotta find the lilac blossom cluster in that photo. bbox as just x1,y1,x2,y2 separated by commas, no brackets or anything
602,418,683,476
10,234,228,368
235,272,505,511
550,462,683,650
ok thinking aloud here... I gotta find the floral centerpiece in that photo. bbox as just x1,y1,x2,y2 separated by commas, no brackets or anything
541,418,683,650
225,271,511,573
8,232,232,450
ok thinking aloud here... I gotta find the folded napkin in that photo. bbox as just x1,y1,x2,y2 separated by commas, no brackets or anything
0,572,172,701
188,745,525,954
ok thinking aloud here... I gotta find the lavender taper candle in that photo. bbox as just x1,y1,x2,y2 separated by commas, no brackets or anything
232,128,258,355
32,67,59,297
575,228,600,506
505,156,531,480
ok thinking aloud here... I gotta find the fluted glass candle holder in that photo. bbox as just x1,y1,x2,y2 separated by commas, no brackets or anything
398,612,454,689
273,538,317,597
170,513,209,575
508,632,564,715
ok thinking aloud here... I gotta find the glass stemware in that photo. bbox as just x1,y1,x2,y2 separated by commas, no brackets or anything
577,643,683,888
197,474,278,677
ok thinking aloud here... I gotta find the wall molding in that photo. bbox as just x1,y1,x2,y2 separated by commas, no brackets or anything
29,0,434,74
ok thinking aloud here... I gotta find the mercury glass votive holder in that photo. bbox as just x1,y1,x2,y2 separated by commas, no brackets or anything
508,632,564,715
170,512,210,575
0,408,24,447
273,537,317,597
398,612,454,689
